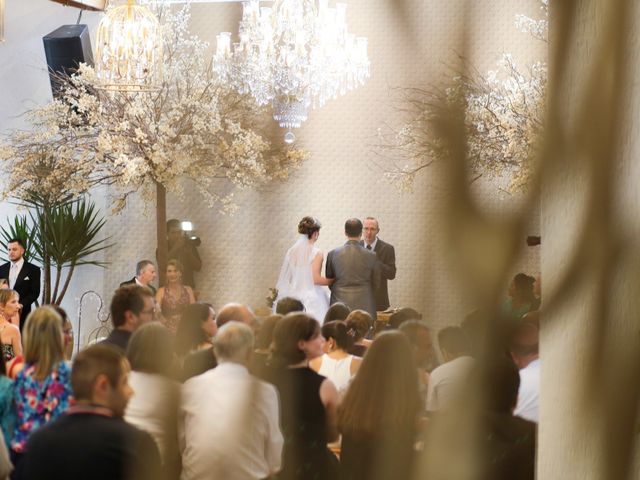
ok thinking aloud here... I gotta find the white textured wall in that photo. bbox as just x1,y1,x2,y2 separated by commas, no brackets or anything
0,1,542,339
102,0,542,333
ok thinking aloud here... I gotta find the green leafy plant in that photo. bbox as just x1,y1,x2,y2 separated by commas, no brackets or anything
0,197,113,305
0,214,36,263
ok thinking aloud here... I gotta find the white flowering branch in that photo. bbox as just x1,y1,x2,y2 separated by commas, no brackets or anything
378,0,547,194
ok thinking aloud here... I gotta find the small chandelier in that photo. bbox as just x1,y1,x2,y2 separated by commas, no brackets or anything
95,0,163,92
214,0,370,143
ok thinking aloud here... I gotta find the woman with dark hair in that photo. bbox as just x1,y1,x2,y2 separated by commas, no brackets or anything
502,273,539,321
338,331,421,480
274,217,334,323
156,259,196,333
345,310,373,357
310,321,361,396
323,302,351,324
50,305,74,361
270,313,339,480
251,314,282,380
175,303,216,357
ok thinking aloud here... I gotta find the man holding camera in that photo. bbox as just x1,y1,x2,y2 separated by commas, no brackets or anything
166,219,202,289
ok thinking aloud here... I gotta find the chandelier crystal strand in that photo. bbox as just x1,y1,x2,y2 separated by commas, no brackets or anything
214,0,369,139
95,0,163,92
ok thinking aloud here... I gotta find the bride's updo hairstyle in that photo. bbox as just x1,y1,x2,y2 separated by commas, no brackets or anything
298,216,322,238
270,313,320,368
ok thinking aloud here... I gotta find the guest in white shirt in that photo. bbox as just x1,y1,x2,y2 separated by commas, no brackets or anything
125,323,180,467
426,326,475,411
180,321,283,480
510,312,540,422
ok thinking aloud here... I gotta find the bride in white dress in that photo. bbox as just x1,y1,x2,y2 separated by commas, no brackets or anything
274,217,334,323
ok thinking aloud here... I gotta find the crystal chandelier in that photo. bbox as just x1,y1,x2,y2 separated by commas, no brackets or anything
95,0,163,92
214,0,370,143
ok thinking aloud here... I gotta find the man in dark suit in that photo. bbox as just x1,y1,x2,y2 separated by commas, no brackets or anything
326,218,379,320
362,217,396,311
120,260,157,295
0,238,40,329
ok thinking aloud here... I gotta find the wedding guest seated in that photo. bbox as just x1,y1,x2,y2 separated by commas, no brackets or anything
426,326,474,412
345,310,373,356
11,307,74,474
156,260,196,334
125,323,180,471
22,345,162,480
270,313,340,480
324,302,351,324
180,322,283,480
399,320,436,407
387,307,422,330
0,290,22,363
0,281,20,327
180,303,255,382
338,331,421,480
0,358,14,450
101,285,156,352
175,303,216,359
310,321,362,396
52,305,74,361
275,297,304,315
250,314,282,380
501,273,539,322
478,358,536,480
510,312,540,422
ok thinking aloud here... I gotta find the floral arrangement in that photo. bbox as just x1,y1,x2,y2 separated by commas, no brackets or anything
379,0,547,194
0,5,306,213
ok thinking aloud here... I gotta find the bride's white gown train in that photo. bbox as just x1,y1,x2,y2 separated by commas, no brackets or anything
275,234,330,323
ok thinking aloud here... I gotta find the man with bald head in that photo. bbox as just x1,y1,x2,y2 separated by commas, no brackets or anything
215,303,256,329
180,303,256,381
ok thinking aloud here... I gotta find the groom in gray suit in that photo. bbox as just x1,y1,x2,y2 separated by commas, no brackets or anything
326,218,379,320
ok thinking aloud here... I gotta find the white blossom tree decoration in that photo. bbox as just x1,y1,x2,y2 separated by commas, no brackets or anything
0,5,306,278
379,0,547,194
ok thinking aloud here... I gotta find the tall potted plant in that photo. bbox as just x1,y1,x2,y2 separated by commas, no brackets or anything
0,197,113,305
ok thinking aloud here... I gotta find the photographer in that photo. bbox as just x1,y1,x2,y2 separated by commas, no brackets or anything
165,219,202,289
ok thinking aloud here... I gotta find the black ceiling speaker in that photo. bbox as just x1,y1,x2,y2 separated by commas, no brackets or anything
42,24,94,99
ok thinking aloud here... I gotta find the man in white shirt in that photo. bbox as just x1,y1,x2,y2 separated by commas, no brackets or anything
0,238,40,329
180,321,283,480
426,326,475,411
510,312,540,422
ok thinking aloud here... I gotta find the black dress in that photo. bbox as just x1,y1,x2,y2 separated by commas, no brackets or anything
340,428,416,480
272,367,336,480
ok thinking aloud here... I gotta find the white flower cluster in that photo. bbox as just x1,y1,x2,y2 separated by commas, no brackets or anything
381,0,547,195
0,4,306,212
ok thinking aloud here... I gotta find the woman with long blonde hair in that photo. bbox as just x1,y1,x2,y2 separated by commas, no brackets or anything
0,290,22,362
10,307,73,469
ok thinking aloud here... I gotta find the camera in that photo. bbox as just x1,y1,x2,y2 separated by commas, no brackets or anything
188,236,201,247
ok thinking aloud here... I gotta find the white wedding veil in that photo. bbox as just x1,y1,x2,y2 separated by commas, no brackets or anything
275,234,316,304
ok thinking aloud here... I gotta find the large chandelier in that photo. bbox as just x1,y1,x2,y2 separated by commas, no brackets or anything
214,0,370,143
95,0,163,91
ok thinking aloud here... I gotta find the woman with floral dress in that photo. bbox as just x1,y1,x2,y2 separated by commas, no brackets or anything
10,306,73,471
